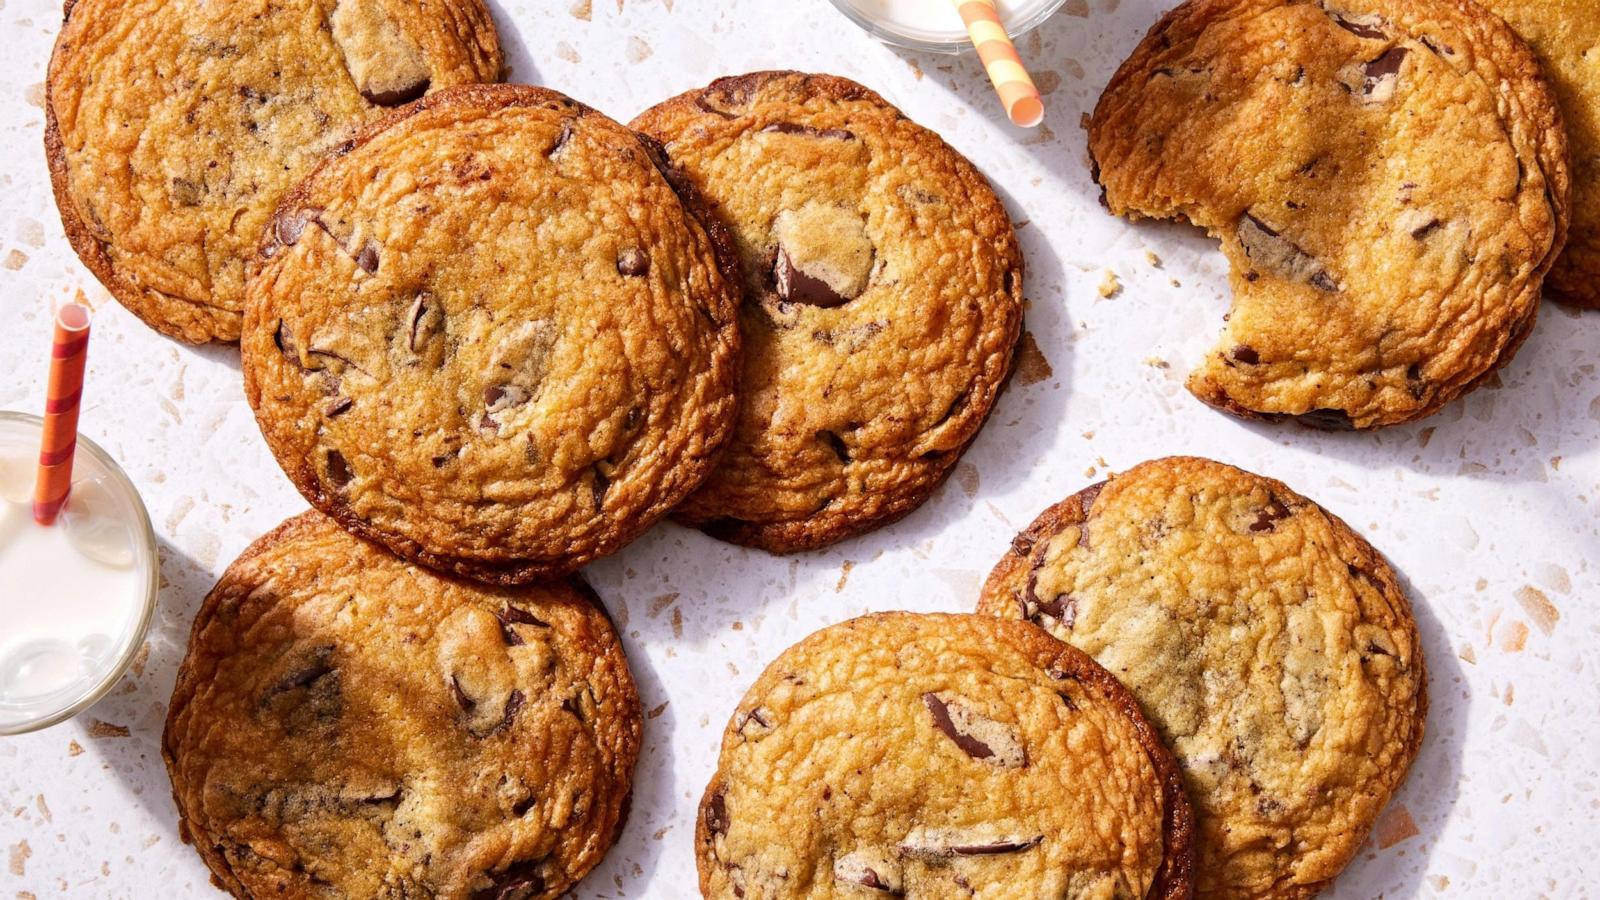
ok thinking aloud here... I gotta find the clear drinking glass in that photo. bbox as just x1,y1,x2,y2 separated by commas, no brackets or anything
828,0,1069,53
0,411,158,735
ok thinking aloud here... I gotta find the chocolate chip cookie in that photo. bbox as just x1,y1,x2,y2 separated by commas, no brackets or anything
242,84,742,584
1475,0,1600,307
697,612,1194,899
163,511,642,900
979,458,1427,899
632,72,1024,551
46,0,503,343
1089,0,1570,428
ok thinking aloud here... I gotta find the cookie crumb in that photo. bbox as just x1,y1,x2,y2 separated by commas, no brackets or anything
1373,805,1419,849
647,702,669,720
1144,357,1170,369
1014,331,1053,386
67,740,84,757
87,720,130,739
1144,250,1163,268
836,561,855,593
1097,270,1122,298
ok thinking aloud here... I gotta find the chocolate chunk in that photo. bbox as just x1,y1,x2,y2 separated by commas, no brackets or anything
274,208,318,247
1362,47,1408,102
496,604,548,647
705,791,729,838
1410,218,1442,240
407,293,442,352
897,828,1043,859
490,690,525,737
331,0,432,107
817,429,851,463
325,449,353,488
483,384,530,413
549,120,575,157
471,858,546,900
774,248,848,308
363,77,430,107
591,465,610,510
832,851,903,894
616,248,650,277
1294,408,1355,430
1249,495,1291,532
355,241,379,274
450,675,476,712
922,692,1027,768
1231,345,1261,365
323,396,353,418
1033,593,1078,629
267,648,335,697
1326,7,1388,39
735,706,775,740
761,121,856,141
1238,214,1338,291
274,321,301,366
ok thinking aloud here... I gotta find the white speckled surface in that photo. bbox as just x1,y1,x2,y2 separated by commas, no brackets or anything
2,0,1599,897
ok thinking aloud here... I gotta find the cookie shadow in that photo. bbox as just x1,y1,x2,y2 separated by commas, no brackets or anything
1324,561,1470,899
62,535,216,846
576,596,679,897
180,340,241,374
480,0,546,87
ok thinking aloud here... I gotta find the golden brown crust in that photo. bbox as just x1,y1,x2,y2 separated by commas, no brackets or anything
694,612,1194,899
45,0,503,343
242,84,742,585
1088,0,1570,428
979,458,1428,900
1475,0,1600,307
633,72,1025,552
162,511,642,900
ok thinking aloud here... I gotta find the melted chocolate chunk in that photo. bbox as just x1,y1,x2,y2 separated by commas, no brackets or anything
323,396,352,418
761,121,856,141
325,450,353,488
1249,495,1292,532
274,321,301,366
471,858,546,900
1326,7,1389,39
617,248,650,277
1238,214,1338,292
1294,408,1356,430
354,241,379,274
774,248,848,307
362,77,429,107
1231,345,1261,365
274,208,318,247
706,791,729,838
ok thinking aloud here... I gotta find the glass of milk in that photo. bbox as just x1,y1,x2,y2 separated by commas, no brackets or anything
830,0,1068,52
0,412,157,734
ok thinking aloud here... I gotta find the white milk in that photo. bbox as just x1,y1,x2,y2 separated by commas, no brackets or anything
0,416,153,732
839,0,1059,41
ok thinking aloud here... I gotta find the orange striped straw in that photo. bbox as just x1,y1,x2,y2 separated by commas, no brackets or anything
33,302,91,525
953,0,1045,128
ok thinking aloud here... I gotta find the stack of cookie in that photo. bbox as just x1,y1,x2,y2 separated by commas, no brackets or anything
46,2,1027,896
699,457,1426,898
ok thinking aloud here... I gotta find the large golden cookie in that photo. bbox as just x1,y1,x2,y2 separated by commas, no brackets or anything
633,72,1024,551
46,0,503,343
163,512,641,900
242,84,742,585
697,612,1194,899
1089,0,1569,428
980,458,1427,899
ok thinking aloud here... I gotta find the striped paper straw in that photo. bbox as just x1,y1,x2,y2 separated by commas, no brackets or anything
953,0,1045,128
33,303,91,525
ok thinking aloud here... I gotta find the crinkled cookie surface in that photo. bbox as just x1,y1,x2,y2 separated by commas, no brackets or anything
1475,0,1600,307
1089,0,1569,428
242,84,742,584
162,512,641,900
980,457,1427,900
697,612,1195,899
633,72,1024,551
46,0,503,343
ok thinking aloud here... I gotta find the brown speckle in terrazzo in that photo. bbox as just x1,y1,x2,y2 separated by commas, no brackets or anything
3,250,26,270
570,0,591,19
1499,620,1529,653
648,702,669,720
1515,586,1560,635
627,36,652,62
8,840,29,876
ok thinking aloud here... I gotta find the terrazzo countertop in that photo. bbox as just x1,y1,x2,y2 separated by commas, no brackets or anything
3,0,1599,897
